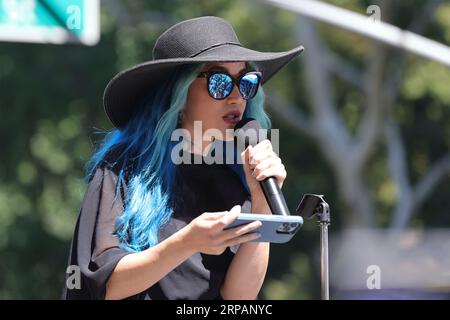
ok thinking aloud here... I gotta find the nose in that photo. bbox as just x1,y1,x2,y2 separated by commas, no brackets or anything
226,83,244,104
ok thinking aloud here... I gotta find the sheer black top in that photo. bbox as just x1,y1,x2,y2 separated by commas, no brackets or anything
62,149,252,300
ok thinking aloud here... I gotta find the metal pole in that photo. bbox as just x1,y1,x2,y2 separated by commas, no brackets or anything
320,221,330,300
295,195,331,300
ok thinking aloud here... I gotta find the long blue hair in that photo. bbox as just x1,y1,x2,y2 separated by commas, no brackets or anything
85,62,271,252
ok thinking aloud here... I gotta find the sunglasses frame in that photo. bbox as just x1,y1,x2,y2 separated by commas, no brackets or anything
197,70,262,100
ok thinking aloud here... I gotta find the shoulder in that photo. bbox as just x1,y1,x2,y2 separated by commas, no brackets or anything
81,165,128,216
87,146,133,185
85,165,123,195
103,147,134,183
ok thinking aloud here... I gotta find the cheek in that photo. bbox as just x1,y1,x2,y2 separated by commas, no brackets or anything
185,82,222,125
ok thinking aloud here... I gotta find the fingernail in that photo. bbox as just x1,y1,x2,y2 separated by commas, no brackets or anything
231,205,241,212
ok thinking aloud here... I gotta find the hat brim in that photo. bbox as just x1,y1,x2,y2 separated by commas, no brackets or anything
103,44,304,128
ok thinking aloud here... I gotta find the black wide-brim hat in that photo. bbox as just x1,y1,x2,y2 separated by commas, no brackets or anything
103,16,304,128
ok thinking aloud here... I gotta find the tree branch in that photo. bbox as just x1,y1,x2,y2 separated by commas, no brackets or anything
383,0,445,109
354,39,388,170
385,117,414,229
322,49,365,91
295,15,375,226
356,0,444,170
265,91,316,139
387,116,450,229
414,153,450,212
383,0,447,228
295,16,351,159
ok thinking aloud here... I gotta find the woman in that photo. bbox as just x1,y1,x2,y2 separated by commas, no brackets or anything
63,16,303,300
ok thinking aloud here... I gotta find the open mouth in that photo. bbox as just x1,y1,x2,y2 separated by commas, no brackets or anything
222,111,241,124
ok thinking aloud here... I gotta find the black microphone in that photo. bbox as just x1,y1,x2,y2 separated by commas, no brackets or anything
234,118,290,216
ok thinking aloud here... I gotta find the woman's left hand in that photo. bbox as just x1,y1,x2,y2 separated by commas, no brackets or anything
241,139,287,196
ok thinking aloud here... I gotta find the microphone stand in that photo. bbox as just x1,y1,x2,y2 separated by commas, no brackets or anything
296,194,331,300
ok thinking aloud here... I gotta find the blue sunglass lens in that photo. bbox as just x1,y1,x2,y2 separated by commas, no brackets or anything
239,73,260,99
208,73,233,99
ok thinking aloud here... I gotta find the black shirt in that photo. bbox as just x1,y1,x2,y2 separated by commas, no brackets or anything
62,149,252,300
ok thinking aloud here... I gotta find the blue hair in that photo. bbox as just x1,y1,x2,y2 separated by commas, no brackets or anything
245,61,270,128
85,62,271,252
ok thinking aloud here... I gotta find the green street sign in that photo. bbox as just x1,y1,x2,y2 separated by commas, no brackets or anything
0,0,99,45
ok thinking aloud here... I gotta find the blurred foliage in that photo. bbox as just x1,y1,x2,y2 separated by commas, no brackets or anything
0,0,450,299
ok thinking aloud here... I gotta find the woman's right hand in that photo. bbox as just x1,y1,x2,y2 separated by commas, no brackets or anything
181,205,262,255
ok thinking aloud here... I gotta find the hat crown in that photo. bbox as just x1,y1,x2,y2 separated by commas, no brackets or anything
152,16,242,60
